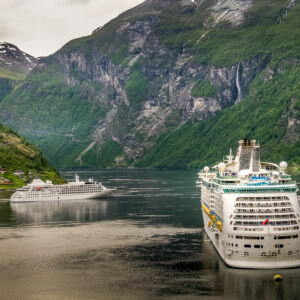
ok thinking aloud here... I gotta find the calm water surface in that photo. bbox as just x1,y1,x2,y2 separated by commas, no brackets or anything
0,169,299,300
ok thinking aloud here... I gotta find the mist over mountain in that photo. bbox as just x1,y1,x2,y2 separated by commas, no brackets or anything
0,0,299,169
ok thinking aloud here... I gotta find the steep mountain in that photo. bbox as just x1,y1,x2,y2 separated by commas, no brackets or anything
0,122,64,187
0,0,299,169
0,42,38,101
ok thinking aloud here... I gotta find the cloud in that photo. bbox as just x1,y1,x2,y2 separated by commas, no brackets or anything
0,0,144,57
63,0,91,4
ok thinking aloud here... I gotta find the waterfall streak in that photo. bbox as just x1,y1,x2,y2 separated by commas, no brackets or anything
235,63,242,103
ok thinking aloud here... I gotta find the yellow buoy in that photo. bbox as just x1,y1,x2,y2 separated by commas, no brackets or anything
273,274,283,282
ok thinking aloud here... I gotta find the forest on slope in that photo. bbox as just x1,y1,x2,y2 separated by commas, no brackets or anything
0,0,299,170
0,123,64,187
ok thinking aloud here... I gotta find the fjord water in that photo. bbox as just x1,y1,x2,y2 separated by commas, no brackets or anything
0,170,299,300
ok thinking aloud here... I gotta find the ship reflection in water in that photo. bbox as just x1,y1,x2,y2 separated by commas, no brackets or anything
10,199,109,225
0,169,299,300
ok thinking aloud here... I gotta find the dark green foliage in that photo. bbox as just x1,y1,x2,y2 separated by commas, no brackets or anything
156,0,300,66
0,67,25,81
0,78,14,101
191,80,218,97
0,123,64,185
125,71,149,109
0,66,106,167
81,140,123,167
136,63,300,169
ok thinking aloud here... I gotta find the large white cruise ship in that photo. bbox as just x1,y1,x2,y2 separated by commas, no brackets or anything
196,139,300,269
11,174,114,202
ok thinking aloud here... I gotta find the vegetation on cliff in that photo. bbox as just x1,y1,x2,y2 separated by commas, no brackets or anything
136,61,300,169
0,123,64,188
0,0,299,170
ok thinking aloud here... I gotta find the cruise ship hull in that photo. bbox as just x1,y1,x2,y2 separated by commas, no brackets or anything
10,189,114,203
197,139,300,269
202,208,300,269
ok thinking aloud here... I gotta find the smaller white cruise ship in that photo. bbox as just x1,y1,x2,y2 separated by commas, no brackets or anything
10,174,114,202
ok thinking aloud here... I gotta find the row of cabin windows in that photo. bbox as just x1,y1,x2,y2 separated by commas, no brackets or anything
237,236,264,240
234,209,293,215
236,196,289,202
275,226,299,231
274,235,298,239
233,220,298,226
233,214,296,220
227,243,264,249
233,225,299,231
235,208,293,213
29,188,102,195
244,244,263,248
230,234,298,240
235,202,291,208
223,187,296,193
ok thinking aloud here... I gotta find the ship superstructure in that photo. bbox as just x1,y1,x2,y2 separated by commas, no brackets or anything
197,139,300,269
11,174,114,202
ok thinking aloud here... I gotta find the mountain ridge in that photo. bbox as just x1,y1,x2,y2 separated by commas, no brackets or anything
0,0,299,169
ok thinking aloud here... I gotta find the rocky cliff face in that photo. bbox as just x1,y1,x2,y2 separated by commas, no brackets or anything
0,0,299,168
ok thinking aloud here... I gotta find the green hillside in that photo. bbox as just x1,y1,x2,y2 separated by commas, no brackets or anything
0,0,299,170
136,60,300,170
0,123,64,188
158,0,300,66
0,67,25,102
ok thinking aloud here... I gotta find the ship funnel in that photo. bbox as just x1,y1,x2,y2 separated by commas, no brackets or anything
75,173,80,182
237,139,260,172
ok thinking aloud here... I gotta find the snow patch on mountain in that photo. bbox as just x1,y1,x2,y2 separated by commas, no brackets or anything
0,42,37,74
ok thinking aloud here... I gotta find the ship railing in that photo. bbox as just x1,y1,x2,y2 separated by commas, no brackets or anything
236,197,290,202
280,175,292,179
222,187,297,193
212,181,282,186
234,203,292,208
220,181,296,186
218,176,239,180
234,208,294,213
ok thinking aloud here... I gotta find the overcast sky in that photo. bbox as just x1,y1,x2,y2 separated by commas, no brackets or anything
0,0,144,57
